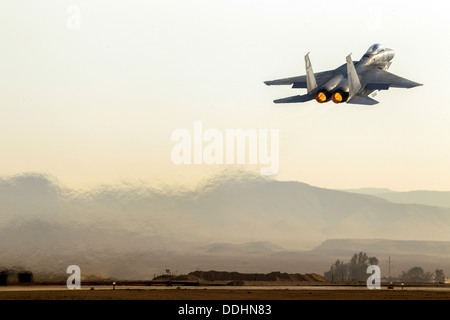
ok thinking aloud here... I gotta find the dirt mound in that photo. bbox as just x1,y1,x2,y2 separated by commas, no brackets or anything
153,274,201,281
188,271,327,282
302,273,327,282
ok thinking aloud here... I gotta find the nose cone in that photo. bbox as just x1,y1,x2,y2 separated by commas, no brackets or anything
386,48,395,60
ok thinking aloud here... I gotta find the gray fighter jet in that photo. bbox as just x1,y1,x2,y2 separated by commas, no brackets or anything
264,44,422,105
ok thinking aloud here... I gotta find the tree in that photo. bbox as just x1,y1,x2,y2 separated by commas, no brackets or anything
324,259,348,281
324,252,378,282
435,269,445,283
348,252,379,281
400,266,433,283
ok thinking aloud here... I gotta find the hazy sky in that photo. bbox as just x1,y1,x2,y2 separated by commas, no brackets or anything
0,0,449,191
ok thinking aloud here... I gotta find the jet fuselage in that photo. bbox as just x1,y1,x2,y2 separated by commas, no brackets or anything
315,46,395,103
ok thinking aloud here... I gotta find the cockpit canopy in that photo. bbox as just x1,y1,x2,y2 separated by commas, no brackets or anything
365,43,385,55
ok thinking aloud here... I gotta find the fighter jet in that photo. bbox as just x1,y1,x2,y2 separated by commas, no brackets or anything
264,44,422,105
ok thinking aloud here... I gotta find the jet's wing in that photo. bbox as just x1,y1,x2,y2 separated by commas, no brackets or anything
363,69,423,90
274,94,314,104
347,95,379,105
264,70,334,88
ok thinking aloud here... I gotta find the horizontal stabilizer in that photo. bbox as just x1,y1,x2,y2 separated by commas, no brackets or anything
347,95,379,105
366,83,391,90
264,76,305,86
292,82,307,88
274,94,314,104
264,70,334,87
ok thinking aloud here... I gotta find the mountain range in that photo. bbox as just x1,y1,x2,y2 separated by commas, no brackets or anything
1,172,450,280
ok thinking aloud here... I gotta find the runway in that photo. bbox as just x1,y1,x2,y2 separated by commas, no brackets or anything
1,285,450,300
2,284,450,291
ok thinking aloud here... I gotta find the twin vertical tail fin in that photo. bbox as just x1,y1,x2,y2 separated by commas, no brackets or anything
346,54,361,101
305,53,317,94
276,53,372,104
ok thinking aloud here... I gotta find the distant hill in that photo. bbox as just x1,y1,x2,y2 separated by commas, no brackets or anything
376,191,450,208
202,242,284,255
312,238,450,257
343,188,394,195
343,188,450,208
193,239,450,277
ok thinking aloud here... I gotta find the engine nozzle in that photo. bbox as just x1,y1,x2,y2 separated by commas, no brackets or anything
332,91,349,103
315,91,331,103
